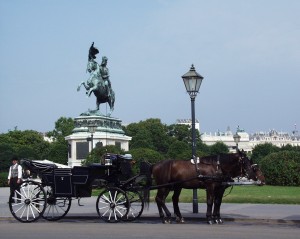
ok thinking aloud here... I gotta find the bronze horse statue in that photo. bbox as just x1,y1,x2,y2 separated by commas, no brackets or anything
145,150,265,224
77,43,115,116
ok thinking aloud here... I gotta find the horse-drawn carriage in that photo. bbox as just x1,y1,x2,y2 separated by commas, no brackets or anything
9,150,265,224
9,154,145,223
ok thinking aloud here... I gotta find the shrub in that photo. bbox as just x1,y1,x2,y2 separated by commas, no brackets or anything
0,172,8,187
260,151,300,186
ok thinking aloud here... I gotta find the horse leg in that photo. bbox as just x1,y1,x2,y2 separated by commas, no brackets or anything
155,188,172,224
88,86,97,97
77,82,86,91
213,186,226,224
172,188,184,223
206,185,215,225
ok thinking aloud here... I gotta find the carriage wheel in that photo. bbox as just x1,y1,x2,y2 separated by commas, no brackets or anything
122,190,144,221
9,180,46,223
42,186,72,221
96,187,129,223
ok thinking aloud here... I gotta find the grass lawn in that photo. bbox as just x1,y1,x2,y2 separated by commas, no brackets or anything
93,185,300,204
148,185,300,204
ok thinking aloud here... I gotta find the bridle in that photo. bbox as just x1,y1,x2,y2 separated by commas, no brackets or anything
238,152,258,180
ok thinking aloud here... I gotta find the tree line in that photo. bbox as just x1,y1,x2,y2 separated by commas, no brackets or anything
1,117,300,186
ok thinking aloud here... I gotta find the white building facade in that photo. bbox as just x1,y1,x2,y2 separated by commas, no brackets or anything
202,128,300,152
201,127,252,152
176,119,300,152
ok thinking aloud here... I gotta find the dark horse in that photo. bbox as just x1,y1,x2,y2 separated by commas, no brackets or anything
146,150,265,224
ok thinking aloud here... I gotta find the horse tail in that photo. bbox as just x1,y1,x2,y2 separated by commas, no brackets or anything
139,161,153,208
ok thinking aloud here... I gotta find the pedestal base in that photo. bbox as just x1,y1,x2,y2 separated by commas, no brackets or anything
65,115,131,167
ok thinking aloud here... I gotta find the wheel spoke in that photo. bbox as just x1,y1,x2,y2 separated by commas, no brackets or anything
96,187,129,223
9,181,46,223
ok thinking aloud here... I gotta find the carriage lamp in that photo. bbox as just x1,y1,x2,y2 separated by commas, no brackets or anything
182,64,204,214
87,125,97,151
233,132,241,151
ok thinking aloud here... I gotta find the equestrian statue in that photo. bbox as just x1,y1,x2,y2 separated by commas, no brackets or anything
77,42,115,116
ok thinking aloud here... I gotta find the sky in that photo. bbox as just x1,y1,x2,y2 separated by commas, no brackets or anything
1,0,300,134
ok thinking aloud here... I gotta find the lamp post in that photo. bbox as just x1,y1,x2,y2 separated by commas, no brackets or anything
233,132,241,152
87,125,97,151
182,64,204,213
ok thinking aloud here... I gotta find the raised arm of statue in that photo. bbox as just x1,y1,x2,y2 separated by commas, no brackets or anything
88,42,99,61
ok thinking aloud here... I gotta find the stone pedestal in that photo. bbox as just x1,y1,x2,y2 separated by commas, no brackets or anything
65,115,131,167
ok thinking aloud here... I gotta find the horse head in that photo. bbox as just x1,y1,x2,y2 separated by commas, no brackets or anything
86,60,98,73
237,149,265,185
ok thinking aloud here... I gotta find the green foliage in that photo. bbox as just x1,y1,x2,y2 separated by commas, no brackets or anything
47,142,68,165
0,129,50,172
124,118,206,160
129,185,300,204
47,117,74,142
0,117,75,173
167,140,190,159
129,148,164,164
46,117,75,164
260,151,300,186
167,124,191,143
0,172,8,187
251,143,280,163
82,145,124,166
125,118,170,154
209,141,229,155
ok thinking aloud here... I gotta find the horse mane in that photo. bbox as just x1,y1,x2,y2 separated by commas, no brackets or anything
199,153,239,165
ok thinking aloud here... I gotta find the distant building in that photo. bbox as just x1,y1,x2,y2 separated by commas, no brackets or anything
176,119,200,132
201,126,300,152
41,132,54,143
249,128,300,148
201,126,252,153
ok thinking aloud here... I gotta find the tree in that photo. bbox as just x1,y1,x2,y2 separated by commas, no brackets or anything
82,145,124,166
167,124,191,143
167,140,189,159
124,118,170,154
0,129,50,172
46,117,75,164
129,148,164,164
209,141,229,155
260,151,300,186
47,117,74,142
251,143,280,163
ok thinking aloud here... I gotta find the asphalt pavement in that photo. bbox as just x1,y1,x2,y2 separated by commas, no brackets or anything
1,187,299,224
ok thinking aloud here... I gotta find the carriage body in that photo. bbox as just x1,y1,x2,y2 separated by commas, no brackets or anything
9,154,144,223
22,159,113,198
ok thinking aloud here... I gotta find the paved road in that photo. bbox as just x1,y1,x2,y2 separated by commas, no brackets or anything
1,187,300,239
1,187,300,224
0,219,299,239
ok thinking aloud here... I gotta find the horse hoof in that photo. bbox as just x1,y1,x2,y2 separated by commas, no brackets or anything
207,220,214,225
213,218,223,224
162,218,172,224
175,217,185,223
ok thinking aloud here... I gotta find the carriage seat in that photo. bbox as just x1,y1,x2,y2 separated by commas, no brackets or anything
22,159,58,174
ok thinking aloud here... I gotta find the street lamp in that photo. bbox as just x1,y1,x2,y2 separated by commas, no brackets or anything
182,64,204,213
87,125,97,151
233,132,241,152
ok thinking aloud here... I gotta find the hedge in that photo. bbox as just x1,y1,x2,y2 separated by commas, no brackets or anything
260,151,300,186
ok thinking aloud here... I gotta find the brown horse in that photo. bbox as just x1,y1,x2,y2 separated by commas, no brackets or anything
147,150,265,224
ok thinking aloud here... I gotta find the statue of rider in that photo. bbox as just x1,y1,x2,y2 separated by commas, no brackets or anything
99,56,112,97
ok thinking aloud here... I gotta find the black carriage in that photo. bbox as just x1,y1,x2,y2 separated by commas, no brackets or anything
9,154,145,223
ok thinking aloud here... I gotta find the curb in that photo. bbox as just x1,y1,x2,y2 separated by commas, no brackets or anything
1,215,299,225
